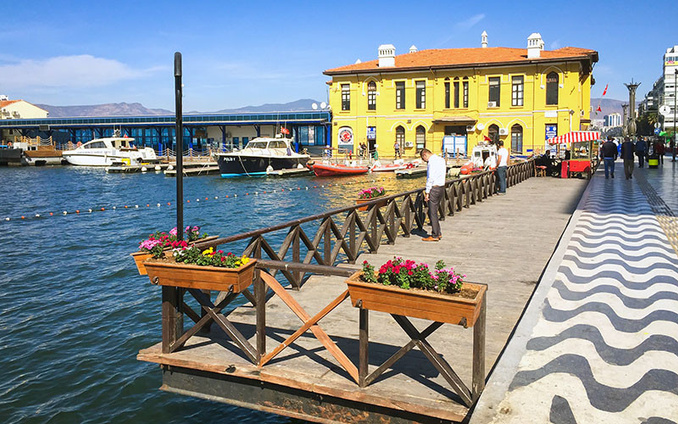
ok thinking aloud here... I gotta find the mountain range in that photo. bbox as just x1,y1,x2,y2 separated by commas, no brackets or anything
37,98,628,119
36,99,324,118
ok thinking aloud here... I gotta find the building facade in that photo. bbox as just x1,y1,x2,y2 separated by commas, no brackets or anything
324,34,598,158
604,113,622,128
641,45,678,133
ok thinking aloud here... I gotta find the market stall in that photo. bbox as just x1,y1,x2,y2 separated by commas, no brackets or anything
548,131,601,178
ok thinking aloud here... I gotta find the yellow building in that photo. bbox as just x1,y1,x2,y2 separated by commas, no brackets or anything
323,34,598,158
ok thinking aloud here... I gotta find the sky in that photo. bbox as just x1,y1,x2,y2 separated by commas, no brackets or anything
1,0,676,112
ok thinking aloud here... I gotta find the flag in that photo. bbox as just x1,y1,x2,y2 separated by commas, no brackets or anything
596,106,602,112
483,135,492,142
280,127,290,135
602,84,608,96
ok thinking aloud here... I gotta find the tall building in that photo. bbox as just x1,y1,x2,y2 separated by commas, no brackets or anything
604,113,622,127
324,33,598,157
642,45,678,131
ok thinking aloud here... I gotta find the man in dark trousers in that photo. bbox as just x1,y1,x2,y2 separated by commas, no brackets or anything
635,137,647,168
620,136,635,180
420,148,446,241
600,136,617,179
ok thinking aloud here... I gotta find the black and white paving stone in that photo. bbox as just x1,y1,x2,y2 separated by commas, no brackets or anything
478,161,678,423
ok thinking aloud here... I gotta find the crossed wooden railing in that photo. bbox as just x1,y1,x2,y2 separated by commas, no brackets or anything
159,159,535,406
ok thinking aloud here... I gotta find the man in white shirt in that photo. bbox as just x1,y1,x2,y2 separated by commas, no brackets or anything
496,140,509,194
420,148,446,241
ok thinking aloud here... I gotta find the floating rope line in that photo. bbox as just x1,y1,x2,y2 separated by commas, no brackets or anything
1,176,403,223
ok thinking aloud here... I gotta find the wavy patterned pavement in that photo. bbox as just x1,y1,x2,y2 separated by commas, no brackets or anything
472,162,678,424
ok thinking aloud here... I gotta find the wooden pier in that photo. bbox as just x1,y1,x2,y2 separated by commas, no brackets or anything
137,160,589,423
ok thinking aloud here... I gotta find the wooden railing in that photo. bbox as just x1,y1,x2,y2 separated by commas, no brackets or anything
160,159,535,407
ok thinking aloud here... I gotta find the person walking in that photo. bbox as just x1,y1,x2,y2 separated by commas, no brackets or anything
635,137,647,168
394,141,401,159
496,140,508,194
420,148,446,242
600,136,617,179
620,136,635,180
655,139,665,165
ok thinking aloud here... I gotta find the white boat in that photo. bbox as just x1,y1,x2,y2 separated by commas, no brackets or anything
214,136,310,177
62,137,157,167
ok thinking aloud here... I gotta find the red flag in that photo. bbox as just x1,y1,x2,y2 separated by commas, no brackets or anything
280,127,290,135
596,106,602,112
602,84,608,96
483,135,492,142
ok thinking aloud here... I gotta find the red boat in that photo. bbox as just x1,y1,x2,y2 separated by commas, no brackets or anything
311,162,370,177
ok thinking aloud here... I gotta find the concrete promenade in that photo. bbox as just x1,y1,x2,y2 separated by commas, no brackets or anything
471,159,678,423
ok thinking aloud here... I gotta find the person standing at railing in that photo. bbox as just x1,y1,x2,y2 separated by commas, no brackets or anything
496,140,508,194
420,148,446,242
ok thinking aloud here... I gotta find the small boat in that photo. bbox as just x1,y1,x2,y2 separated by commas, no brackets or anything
310,162,370,177
214,136,309,178
370,159,421,172
62,137,157,167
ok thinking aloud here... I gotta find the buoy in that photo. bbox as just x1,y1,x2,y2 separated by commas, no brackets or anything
141,166,148,173
135,205,139,208
49,212,53,216
215,196,218,199
101,207,105,211
76,210,80,214
157,203,160,207
155,165,161,172
4,217,9,221
63,211,67,215
35,214,40,217
21,216,25,219
113,206,117,210
88,209,92,213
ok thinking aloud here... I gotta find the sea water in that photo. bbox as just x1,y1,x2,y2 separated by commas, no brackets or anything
0,166,422,424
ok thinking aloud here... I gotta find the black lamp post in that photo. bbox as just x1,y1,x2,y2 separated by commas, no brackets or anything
174,52,184,240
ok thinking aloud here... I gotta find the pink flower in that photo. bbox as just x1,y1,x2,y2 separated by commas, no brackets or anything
169,227,178,236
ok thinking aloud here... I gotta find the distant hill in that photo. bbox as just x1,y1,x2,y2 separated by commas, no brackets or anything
36,99,324,118
36,102,171,118
590,97,640,118
214,99,323,114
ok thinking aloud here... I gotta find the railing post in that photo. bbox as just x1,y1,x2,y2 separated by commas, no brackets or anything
359,307,369,387
162,286,183,354
293,227,301,285
324,218,331,264
255,269,266,362
349,212,357,260
472,292,487,401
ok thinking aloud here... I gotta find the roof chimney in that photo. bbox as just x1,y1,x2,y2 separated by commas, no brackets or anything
481,31,488,48
409,45,418,53
527,33,543,58
378,44,396,67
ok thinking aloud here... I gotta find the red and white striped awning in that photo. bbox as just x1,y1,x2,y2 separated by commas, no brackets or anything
548,131,600,145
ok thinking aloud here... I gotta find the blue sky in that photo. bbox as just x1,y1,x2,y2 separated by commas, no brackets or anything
1,0,676,111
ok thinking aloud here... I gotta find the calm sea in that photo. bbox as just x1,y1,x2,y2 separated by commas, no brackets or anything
0,166,422,424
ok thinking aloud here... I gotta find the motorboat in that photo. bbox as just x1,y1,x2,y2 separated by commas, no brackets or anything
310,161,370,177
214,136,309,177
370,159,421,172
62,137,157,166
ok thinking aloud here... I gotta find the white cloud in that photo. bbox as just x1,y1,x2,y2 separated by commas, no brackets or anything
0,55,163,89
454,14,486,31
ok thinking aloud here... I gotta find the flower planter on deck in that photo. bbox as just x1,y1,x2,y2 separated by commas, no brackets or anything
345,271,486,327
130,235,219,276
144,258,257,293
355,198,387,212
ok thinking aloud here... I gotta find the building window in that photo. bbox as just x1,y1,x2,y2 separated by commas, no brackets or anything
546,72,559,105
416,125,426,150
463,78,469,108
341,84,350,110
396,126,405,151
511,124,523,153
395,81,405,109
367,81,376,111
512,76,524,106
416,80,426,109
453,79,460,108
488,77,500,107
488,124,499,144
444,79,450,109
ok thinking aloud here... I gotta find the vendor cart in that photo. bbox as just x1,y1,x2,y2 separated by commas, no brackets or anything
548,131,600,179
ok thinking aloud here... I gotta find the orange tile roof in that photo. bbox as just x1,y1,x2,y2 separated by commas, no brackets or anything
324,47,597,75
0,100,21,108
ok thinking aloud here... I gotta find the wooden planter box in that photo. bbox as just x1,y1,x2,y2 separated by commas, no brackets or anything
130,235,219,275
131,251,153,275
355,197,387,211
144,258,257,292
346,271,486,327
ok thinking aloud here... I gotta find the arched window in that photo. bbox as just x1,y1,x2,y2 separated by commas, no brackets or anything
511,124,523,153
488,124,499,144
546,72,559,105
444,77,450,109
416,125,426,150
396,126,405,151
453,77,460,108
367,81,377,110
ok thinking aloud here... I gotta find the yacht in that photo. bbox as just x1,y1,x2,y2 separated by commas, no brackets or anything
214,136,310,177
62,137,157,166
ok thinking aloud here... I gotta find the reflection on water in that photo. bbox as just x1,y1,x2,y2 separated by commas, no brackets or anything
0,166,425,424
